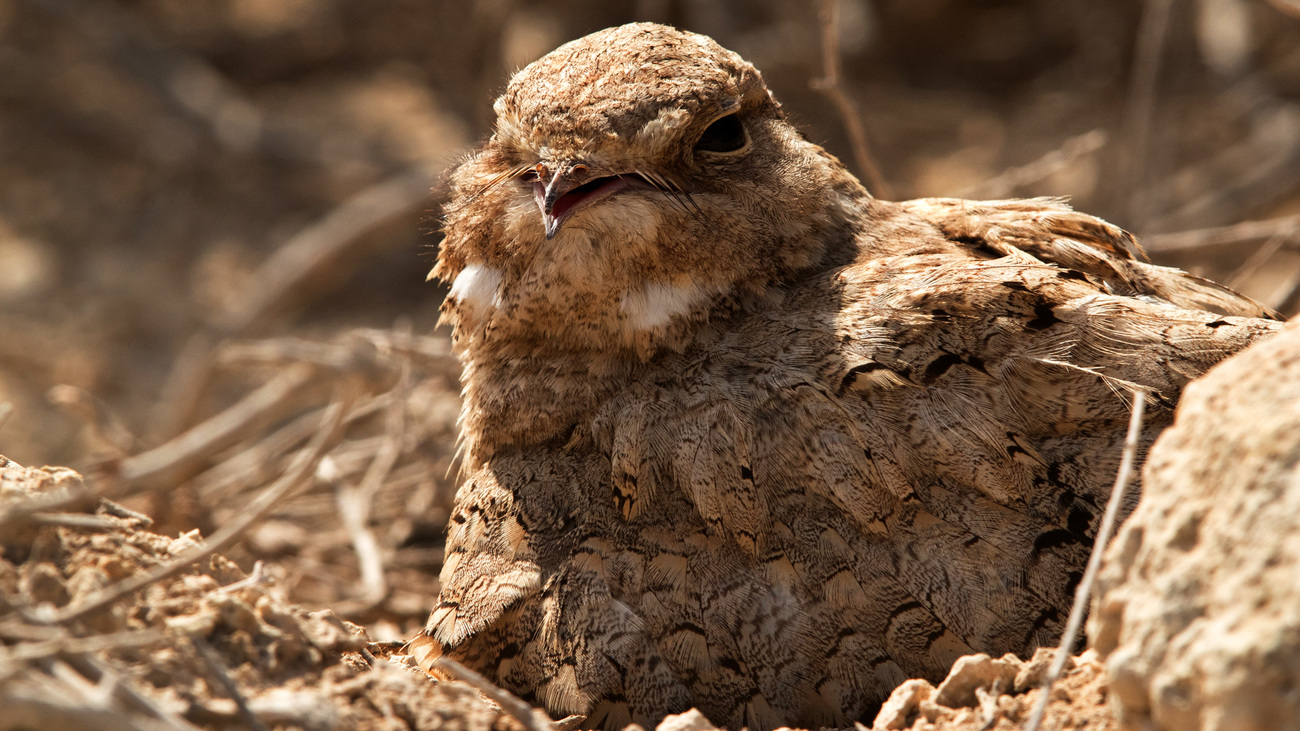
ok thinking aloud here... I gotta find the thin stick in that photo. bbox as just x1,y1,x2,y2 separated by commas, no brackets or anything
117,363,317,493
188,636,269,731
41,400,347,625
1024,391,1147,731
71,652,201,730
221,169,434,337
1226,232,1290,289
0,484,94,535
0,628,165,666
46,385,136,456
1144,213,1300,253
960,130,1108,199
0,401,12,433
1268,269,1300,316
432,656,556,731
811,0,893,199
1122,0,1175,231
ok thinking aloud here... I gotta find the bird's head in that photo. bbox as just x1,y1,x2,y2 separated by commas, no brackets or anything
434,23,867,357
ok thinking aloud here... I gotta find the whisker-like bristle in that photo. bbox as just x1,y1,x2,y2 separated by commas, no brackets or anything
681,190,705,218
468,164,531,202
636,169,696,214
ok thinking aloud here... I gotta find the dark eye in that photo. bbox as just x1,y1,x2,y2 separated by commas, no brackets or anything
694,114,747,153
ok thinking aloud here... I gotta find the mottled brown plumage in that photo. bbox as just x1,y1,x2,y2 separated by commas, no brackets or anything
409,23,1282,731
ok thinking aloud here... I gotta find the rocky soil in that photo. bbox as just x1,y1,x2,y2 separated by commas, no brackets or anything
2,455,1116,731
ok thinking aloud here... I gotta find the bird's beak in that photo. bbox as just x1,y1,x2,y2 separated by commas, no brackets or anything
534,167,581,240
531,162,636,240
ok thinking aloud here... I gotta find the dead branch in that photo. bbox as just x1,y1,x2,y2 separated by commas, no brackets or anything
1268,269,1300,315
148,333,218,446
433,656,558,731
117,363,317,493
1143,212,1300,252
1122,0,1175,230
0,484,95,536
811,0,893,199
1144,103,1300,232
332,366,408,614
0,694,182,731
28,512,121,530
62,652,201,730
1025,391,1147,731
1227,232,1292,288
41,400,349,626
46,385,136,457
220,169,435,337
188,636,269,731
0,628,166,667
959,130,1108,199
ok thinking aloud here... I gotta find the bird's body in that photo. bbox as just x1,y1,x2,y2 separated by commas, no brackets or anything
410,24,1282,730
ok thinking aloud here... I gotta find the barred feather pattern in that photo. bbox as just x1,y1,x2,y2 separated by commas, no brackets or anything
410,23,1284,731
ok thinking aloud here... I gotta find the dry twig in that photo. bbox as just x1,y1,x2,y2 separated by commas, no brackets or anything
960,130,1108,199
221,169,435,336
810,0,892,199
0,628,166,668
188,636,269,731
1122,0,1175,230
40,400,349,626
1144,212,1300,253
118,363,317,493
46,385,136,457
1024,391,1147,731
433,656,558,731
0,484,94,536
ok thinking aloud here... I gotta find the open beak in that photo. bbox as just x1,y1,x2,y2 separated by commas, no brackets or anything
533,165,645,240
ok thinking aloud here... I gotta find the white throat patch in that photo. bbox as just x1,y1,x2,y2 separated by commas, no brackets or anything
620,282,708,332
449,264,504,312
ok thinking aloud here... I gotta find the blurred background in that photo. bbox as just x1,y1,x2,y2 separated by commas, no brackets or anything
1,0,1298,637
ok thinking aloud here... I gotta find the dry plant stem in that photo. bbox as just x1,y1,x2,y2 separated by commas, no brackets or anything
1227,232,1290,289
0,401,12,432
189,635,269,731
0,628,165,667
1144,212,1300,253
42,400,348,626
29,512,120,530
1122,0,1175,231
193,406,329,501
1268,268,1300,315
433,656,557,731
47,385,136,456
811,0,893,199
0,694,184,731
0,485,94,535
69,652,201,730
222,169,435,336
1024,390,1148,731
118,362,316,493
148,332,217,444
334,372,408,612
959,130,1108,199
29,652,202,731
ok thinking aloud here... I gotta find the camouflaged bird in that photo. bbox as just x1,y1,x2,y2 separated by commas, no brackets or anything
408,22,1283,731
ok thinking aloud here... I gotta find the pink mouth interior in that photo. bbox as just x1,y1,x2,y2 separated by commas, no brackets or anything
550,175,633,220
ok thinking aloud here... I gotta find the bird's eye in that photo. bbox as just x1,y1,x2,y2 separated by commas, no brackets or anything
694,114,748,154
